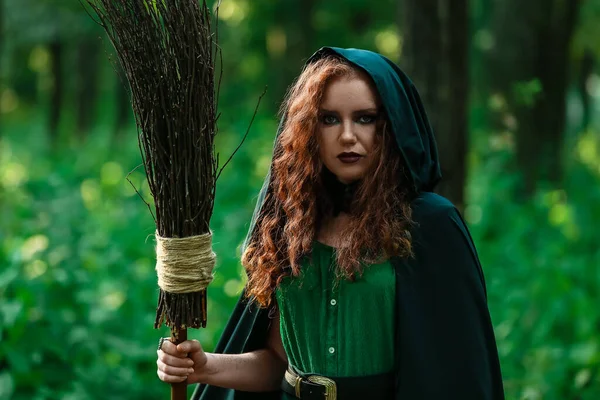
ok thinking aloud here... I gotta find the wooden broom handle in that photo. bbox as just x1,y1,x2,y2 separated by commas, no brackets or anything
170,328,188,400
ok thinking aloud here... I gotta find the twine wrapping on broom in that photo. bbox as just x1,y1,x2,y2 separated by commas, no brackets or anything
155,231,215,293
153,230,215,332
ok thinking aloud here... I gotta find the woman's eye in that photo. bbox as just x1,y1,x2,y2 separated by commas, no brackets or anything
358,115,377,124
321,115,339,125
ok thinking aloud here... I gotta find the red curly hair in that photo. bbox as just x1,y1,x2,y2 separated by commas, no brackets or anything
242,55,414,308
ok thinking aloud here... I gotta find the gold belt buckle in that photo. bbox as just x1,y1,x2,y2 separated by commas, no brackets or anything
294,375,302,398
306,375,337,400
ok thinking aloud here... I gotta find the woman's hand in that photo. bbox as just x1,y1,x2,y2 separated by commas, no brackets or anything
157,338,208,384
155,311,286,391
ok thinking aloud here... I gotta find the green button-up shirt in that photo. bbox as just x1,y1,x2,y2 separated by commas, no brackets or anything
275,241,396,378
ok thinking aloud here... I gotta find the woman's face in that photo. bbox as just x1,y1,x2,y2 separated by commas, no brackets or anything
317,72,380,185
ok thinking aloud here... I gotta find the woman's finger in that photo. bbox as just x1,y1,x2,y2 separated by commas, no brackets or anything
160,338,189,358
157,350,195,368
157,369,187,383
157,358,195,377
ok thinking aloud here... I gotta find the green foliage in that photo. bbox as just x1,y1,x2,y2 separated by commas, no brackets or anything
512,79,543,107
1,0,600,399
466,120,600,399
0,107,254,399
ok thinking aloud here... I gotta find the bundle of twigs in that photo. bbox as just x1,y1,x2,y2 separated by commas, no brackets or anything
84,0,218,397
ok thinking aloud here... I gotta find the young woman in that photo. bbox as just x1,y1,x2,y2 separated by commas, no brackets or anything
156,47,505,400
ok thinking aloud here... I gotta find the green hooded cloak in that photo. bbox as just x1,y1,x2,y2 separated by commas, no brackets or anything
191,47,505,400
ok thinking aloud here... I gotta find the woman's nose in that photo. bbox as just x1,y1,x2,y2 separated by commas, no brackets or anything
339,121,357,143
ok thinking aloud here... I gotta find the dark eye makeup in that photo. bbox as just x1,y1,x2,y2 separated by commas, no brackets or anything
320,113,339,125
318,111,379,126
357,114,378,124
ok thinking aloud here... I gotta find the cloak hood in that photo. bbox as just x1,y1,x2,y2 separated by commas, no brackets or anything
243,46,442,249
306,47,441,192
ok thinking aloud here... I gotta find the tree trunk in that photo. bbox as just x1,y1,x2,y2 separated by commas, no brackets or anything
0,0,4,138
440,0,468,211
544,0,581,183
49,41,64,142
578,49,594,131
487,0,581,197
268,0,314,110
0,0,4,182
75,37,101,140
401,0,469,211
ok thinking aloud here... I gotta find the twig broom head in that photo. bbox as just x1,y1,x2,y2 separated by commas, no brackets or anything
85,0,219,332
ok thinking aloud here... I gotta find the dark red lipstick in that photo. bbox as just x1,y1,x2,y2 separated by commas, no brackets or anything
337,152,363,163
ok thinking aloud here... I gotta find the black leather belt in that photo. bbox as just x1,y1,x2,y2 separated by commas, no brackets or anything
281,365,394,400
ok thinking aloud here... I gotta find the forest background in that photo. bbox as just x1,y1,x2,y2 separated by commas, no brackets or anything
1,0,599,399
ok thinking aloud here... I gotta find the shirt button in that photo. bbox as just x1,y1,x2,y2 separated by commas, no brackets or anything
330,299,337,306
328,347,335,354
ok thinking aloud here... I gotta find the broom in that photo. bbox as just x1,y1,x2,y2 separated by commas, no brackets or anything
83,1,219,398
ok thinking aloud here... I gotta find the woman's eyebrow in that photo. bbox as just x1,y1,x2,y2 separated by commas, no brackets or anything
354,107,379,114
318,107,379,114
